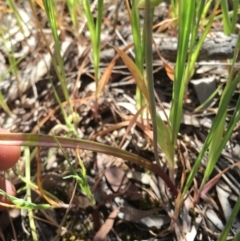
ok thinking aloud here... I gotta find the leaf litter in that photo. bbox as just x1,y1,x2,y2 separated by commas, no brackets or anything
0,1,240,241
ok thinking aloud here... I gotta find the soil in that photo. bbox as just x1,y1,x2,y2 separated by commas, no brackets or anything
0,1,240,241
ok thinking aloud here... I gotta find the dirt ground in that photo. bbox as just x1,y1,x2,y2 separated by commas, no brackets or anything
1,1,240,240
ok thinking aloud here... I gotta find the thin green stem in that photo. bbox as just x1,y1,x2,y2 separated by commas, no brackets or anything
24,147,37,240
144,0,159,169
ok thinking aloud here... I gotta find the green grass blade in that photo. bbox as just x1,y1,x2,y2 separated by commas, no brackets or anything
183,70,240,197
182,30,240,196
6,0,24,32
95,0,103,81
194,84,223,112
202,0,214,20
42,0,70,103
144,0,160,169
82,0,95,46
24,147,37,241
82,0,103,83
183,65,240,198
50,78,78,135
156,114,174,170
233,230,240,241
221,0,231,34
66,0,78,27
186,0,220,83
231,0,240,32
200,32,240,187
138,0,163,8
169,0,195,141
0,92,13,117
217,195,240,241
131,0,143,69
131,0,146,110
114,44,175,174
170,0,178,18
0,189,53,210
0,133,178,197
201,76,240,187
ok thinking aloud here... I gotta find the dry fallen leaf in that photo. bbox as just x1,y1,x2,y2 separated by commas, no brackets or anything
113,45,149,100
93,208,120,241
